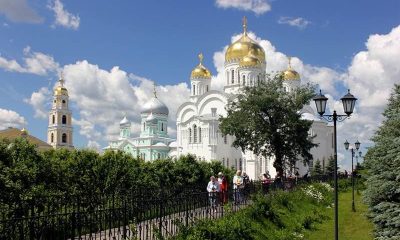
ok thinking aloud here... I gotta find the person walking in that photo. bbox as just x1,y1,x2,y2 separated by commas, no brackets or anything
261,173,271,194
207,176,220,212
218,172,228,204
233,170,244,204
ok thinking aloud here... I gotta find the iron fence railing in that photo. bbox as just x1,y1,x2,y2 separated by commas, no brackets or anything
0,176,337,240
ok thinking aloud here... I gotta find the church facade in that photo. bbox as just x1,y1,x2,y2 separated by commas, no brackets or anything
176,18,334,179
105,88,177,161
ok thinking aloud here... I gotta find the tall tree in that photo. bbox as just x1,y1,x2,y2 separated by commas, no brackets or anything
325,155,336,177
312,159,323,176
219,75,316,177
364,84,400,239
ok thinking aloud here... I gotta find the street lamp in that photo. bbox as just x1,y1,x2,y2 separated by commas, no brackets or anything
313,89,357,240
344,140,361,212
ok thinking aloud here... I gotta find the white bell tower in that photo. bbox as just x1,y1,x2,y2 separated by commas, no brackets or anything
47,74,74,149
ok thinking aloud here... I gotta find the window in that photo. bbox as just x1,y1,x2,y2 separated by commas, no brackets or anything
52,115,55,124
206,85,209,92
242,75,245,85
193,125,197,143
222,158,225,166
239,158,243,170
161,122,164,131
257,75,260,86
157,153,161,160
62,133,67,143
62,115,67,124
231,70,234,83
51,133,54,143
53,100,56,103
189,128,192,143
198,127,202,143
62,100,66,106
193,85,196,95
224,135,227,144
143,122,146,130
250,79,253,86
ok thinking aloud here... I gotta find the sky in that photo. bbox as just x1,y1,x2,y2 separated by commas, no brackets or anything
0,0,399,170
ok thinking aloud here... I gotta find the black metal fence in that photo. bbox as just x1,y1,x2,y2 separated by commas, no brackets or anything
0,177,333,240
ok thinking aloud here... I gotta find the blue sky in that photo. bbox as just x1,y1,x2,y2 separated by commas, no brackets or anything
0,0,399,170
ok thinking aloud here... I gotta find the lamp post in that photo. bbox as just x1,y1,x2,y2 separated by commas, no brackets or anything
313,89,357,240
344,140,361,212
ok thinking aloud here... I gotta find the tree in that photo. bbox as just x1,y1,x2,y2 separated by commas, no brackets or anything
364,84,400,239
312,159,323,176
325,155,336,177
219,75,316,177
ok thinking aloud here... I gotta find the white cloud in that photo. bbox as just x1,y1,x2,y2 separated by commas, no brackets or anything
0,108,26,130
48,0,80,30
24,87,51,119
0,0,43,23
215,0,271,15
26,60,190,146
278,16,311,29
0,46,59,75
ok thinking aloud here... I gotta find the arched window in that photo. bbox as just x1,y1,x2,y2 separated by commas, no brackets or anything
242,75,246,85
193,85,196,95
62,133,67,143
193,125,197,143
157,152,161,160
161,122,164,131
51,133,54,143
231,70,234,83
62,100,66,106
198,127,202,143
52,115,55,124
62,115,67,124
206,85,209,92
143,122,146,130
189,128,192,143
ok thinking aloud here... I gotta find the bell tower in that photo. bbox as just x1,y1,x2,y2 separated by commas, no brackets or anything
47,74,74,149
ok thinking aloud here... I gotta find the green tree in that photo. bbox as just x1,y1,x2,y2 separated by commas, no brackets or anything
219,75,316,177
312,159,323,176
364,84,400,239
325,155,336,177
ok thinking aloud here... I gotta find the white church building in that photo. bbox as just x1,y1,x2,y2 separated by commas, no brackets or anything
176,18,334,180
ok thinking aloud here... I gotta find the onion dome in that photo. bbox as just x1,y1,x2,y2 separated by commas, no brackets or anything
119,116,130,126
146,112,157,124
282,57,300,81
141,84,169,115
225,17,265,63
54,75,68,96
191,53,211,79
239,49,261,67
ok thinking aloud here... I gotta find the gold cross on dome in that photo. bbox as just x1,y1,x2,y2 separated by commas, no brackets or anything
198,53,203,64
242,16,247,33
288,56,292,68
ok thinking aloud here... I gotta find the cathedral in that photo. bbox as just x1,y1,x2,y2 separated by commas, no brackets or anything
176,17,334,179
105,87,178,161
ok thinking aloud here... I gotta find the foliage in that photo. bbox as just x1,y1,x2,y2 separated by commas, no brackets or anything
363,84,400,239
0,139,233,208
325,155,336,177
311,159,323,176
172,183,333,240
219,75,316,176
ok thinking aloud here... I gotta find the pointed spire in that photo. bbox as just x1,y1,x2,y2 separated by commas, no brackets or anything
242,16,248,34
153,82,157,98
198,53,204,65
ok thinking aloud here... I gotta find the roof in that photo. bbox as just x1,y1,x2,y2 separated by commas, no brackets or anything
0,127,52,151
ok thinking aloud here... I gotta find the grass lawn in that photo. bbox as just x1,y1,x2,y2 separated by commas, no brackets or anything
306,189,374,240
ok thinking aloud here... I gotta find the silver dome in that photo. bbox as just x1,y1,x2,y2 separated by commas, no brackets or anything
119,116,130,126
141,97,169,115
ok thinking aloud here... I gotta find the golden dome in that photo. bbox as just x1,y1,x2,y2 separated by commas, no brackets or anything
282,57,300,81
191,53,211,79
239,50,261,67
54,76,68,96
225,17,265,63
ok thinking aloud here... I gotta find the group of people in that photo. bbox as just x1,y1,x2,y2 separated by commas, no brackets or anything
206,170,251,212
